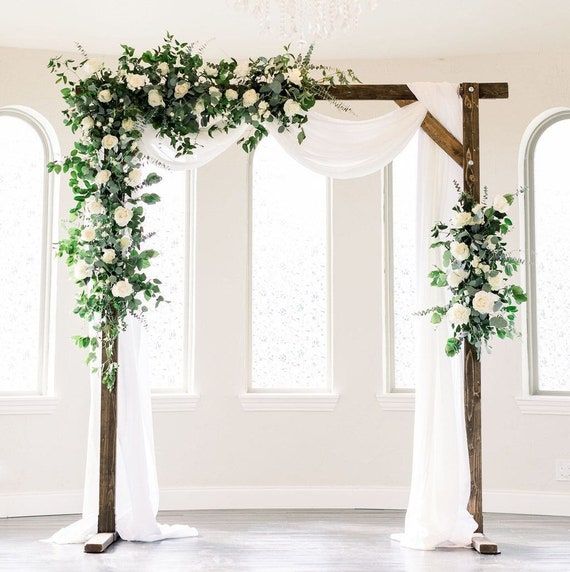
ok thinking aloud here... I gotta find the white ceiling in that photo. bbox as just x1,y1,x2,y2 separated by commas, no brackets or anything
2,0,570,60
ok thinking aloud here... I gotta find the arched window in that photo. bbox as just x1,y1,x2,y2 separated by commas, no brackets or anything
0,107,59,397
522,109,570,395
249,137,330,392
139,168,195,398
382,133,419,393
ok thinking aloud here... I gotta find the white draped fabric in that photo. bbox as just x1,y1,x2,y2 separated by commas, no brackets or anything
391,82,477,549
46,318,198,543
48,82,476,550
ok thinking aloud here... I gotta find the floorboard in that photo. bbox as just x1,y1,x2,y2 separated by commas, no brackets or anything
1,510,569,571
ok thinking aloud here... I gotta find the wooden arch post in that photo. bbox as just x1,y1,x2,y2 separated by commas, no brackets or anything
84,330,119,553
85,81,508,555
327,82,507,555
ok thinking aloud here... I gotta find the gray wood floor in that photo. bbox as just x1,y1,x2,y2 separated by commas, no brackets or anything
1,509,570,571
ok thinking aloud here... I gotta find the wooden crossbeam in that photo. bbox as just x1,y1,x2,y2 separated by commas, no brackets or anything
395,100,463,166
325,82,508,101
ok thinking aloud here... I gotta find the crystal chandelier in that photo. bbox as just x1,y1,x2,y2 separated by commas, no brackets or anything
231,0,379,42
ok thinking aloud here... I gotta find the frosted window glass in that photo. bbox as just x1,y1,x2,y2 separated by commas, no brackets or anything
140,169,189,391
533,119,570,392
391,134,419,390
0,115,46,393
251,137,328,390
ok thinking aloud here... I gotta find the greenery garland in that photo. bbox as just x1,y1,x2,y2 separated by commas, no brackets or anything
420,184,527,358
48,35,357,389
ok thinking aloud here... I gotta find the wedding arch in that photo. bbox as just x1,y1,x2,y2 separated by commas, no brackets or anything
48,37,508,555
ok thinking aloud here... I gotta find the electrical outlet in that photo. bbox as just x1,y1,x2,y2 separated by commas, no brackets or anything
556,460,570,481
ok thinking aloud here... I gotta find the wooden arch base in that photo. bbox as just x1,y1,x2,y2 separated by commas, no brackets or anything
86,81,507,555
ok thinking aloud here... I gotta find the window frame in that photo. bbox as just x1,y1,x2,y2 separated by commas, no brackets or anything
241,141,337,410
0,106,59,412
378,153,415,411
520,108,570,404
149,170,200,412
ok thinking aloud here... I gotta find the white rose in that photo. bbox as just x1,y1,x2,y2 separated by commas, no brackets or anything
450,241,470,261
81,226,96,242
283,98,302,117
493,195,509,213
111,280,134,298
148,89,164,107
97,89,112,103
119,235,132,251
94,170,111,186
447,303,471,326
101,134,118,150
234,62,250,78
453,210,473,228
85,197,105,215
286,67,303,86
174,82,190,99
101,248,116,264
126,168,143,187
243,89,259,107
73,260,93,281
225,88,238,101
200,64,217,76
472,204,483,215
472,290,499,314
194,100,205,115
126,73,148,91
84,59,104,76
209,86,221,98
447,269,469,288
487,272,505,291
258,101,269,113
81,116,94,131
122,118,136,131
157,62,170,75
471,255,480,268
114,206,133,227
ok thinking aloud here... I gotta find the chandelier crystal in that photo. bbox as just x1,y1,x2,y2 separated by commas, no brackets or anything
231,0,379,42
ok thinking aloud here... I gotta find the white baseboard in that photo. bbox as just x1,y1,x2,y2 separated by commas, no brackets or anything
2,485,570,519
0,489,83,518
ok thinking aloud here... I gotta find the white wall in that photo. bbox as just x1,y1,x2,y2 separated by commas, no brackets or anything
1,46,570,517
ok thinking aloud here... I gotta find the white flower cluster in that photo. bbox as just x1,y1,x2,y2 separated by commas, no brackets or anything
445,197,510,325
49,35,356,387
423,188,526,357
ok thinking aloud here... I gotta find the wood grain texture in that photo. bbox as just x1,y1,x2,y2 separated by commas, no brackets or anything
395,99,463,166
472,534,500,555
84,532,118,553
464,340,483,534
97,333,118,534
324,82,508,101
462,82,484,536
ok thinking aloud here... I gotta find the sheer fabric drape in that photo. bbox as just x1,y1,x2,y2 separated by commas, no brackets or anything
391,83,477,549
49,83,475,549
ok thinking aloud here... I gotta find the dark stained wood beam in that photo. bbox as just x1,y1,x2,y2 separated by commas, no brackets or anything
461,81,499,555
323,82,508,101
462,83,483,535
84,330,119,554
395,100,463,166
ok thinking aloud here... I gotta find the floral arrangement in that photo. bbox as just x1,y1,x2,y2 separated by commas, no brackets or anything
48,34,357,388
423,185,527,358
